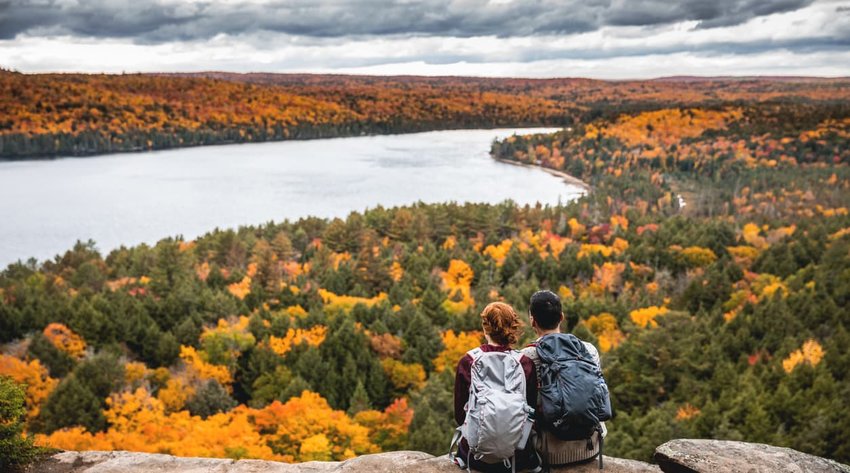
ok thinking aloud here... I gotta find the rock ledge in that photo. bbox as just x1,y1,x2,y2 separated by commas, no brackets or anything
28,440,850,473
29,450,657,473
655,439,850,473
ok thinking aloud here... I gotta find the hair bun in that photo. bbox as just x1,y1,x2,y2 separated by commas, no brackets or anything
480,302,520,346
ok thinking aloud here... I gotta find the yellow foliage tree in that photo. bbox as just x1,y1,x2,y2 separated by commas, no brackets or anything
299,434,333,461
578,244,610,258
782,339,825,373
123,361,149,387
610,215,629,231
442,235,457,250
582,313,626,352
389,261,404,282
742,223,768,249
267,326,328,357
557,285,575,301
200,316,256,366
444,259,474,288
752,274,788,301
441,259,475,315
380,359,426,390
483,239,513,266
568,218,586,238
677,246,718,267
433,330,483,372
157,377,195,413
285,305,308,319
318,289,388,312
629,306,669,329
179,346,233,387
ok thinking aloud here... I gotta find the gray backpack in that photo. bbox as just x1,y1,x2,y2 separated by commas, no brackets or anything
450,348,534,472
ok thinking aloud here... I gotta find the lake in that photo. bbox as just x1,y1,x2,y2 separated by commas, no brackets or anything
0,128,583,267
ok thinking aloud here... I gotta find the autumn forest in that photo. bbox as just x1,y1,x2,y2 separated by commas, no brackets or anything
2,70,850,159
1,72,849,467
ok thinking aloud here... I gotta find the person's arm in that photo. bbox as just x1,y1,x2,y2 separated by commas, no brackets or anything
454,355,472,426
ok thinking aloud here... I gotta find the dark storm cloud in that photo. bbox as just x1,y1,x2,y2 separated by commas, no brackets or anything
0,0,815,42
604,0,815,28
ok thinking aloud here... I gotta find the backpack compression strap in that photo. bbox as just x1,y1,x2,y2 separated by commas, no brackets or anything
508,350,535,450
451,347,482,471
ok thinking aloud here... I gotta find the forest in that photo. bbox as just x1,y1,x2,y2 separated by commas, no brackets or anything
1,79,849,467
2,70,850,159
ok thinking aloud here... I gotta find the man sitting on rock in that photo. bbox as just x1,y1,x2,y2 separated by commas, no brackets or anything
521,290,608,467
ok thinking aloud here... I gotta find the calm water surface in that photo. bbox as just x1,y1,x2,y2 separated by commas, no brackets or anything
0,128,582,266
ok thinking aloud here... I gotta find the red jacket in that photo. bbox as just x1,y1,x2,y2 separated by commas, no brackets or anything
453,344,538,426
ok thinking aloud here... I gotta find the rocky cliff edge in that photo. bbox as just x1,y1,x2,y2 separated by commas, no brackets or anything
27,440,850,473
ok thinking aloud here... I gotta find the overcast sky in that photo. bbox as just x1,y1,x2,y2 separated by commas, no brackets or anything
1,0,849,78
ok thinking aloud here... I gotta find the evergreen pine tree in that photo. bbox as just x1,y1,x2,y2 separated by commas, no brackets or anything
402,311,443,372
185,380,238,419
348,380,371,415
37,375,104,433
408,370,454,455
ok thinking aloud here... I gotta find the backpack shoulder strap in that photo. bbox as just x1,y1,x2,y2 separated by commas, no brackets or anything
508,350,529,397
509,349,524,365
467,347,483,361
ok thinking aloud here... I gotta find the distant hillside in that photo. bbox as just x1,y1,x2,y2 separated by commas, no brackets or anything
2,70,849,159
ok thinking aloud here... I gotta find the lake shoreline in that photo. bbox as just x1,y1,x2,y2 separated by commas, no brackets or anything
494,157,590,193
0,128,576,267
0,123,564,162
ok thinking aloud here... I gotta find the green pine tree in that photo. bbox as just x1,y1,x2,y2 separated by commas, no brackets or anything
348,380,371,415
0,377,43,471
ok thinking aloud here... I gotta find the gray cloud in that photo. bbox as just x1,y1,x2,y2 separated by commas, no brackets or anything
0,0,816,42
310,35,850,69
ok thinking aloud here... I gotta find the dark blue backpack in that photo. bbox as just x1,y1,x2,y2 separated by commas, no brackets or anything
536,333,612,468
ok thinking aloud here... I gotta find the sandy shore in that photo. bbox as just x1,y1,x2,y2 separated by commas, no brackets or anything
495,157,591,192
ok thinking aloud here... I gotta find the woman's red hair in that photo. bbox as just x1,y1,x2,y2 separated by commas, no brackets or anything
480,301,520,346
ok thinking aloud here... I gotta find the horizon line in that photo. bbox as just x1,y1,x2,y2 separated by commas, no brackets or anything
3,68,850,82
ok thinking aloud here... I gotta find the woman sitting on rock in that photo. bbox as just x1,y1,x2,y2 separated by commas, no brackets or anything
451,302,541,473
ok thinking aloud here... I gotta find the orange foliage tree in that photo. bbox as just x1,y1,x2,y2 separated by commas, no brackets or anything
0,354,58,419
251,391,378,461
353,398,414,451
42,323,87,359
